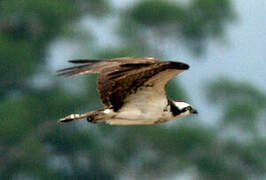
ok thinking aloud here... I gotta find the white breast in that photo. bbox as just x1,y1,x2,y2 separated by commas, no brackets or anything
115,90,168,121
107,69,180,122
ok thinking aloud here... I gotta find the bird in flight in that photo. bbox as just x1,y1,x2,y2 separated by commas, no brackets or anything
58,57,197,125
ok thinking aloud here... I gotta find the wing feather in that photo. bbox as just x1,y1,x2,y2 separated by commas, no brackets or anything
98,61,189,110
57,57,189,110
68,59,103,64
57,59,103,76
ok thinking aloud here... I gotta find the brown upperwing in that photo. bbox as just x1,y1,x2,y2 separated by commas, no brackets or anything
57,57,158,76
57,57,189,111
97,59,189,111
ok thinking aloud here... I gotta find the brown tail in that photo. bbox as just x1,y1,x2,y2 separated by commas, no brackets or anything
58,108,106,123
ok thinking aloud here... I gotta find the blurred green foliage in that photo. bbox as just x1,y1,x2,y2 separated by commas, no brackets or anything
206,77,266,130
0,0,265,179
125,0,235,55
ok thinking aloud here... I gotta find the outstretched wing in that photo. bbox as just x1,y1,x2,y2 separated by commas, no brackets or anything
57,57,157,76
98,60,189,111
57,57,189,111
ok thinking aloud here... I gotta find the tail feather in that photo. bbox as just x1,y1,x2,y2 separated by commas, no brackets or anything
59,108,106,123
59,112,93,123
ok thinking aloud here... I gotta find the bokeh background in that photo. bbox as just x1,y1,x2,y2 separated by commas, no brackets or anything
1,0,265,179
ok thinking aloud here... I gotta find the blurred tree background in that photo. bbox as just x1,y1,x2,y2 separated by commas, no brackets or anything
0,0,265,179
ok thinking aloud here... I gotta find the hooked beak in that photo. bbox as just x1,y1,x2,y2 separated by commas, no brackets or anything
191,108,198,114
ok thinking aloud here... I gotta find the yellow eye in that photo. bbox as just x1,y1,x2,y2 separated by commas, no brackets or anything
186,106,192,111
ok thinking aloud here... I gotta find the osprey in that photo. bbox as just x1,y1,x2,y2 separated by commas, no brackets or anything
58,57,197,125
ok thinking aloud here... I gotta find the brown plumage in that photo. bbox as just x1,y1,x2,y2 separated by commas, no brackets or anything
57,57,190,124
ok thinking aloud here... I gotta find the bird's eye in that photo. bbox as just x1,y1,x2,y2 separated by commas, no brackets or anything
186,106,192,111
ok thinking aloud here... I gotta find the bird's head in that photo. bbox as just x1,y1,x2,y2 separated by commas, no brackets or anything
171,101,198,118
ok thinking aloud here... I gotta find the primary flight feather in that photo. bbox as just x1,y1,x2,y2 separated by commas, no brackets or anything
58,57,197,125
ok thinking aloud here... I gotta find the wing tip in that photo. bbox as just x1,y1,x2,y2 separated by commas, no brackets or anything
68,59,103,64
181,63,190,70
56,59,102,76
56,69,74,76
169,61,190,70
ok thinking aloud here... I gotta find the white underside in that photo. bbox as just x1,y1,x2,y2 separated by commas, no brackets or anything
99,70,188,125
106,119,157,125
101,101,192,125
102,97,174,125
103,110,171,125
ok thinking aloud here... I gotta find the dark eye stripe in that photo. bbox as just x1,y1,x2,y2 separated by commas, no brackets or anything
169,101,182,116
168,100,190,116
